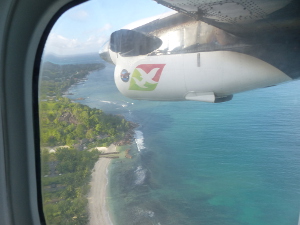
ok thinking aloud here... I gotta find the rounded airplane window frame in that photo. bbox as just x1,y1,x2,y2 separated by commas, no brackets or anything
0,0,88,225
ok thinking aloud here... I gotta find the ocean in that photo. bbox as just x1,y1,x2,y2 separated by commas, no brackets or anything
67,62,300,225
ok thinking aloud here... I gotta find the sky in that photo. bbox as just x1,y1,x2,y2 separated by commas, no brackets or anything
44,0,173,56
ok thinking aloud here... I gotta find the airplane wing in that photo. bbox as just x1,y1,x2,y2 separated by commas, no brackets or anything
153,0,300,38
136,0,300,79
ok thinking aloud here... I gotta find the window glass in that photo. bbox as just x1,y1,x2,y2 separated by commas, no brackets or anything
39,1,300,225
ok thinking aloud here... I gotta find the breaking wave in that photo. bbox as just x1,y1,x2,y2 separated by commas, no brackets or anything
134,130,145,152
134,166,146,185
100,100,116,104
134,207,155,218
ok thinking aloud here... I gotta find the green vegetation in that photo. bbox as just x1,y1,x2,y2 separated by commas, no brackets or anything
39,98,132,148
42,148,100,225
39,61,134,224
40,62,104,98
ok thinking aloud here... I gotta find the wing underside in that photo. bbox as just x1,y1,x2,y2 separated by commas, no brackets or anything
153,0,300,37
146,0,300,79
102,0,300,79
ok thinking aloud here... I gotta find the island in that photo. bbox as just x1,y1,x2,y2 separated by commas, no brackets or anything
39,61,135,225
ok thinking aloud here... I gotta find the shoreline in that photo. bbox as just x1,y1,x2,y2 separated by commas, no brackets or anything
88,144,116,225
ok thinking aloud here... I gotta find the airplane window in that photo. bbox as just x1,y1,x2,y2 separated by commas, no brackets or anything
39,0,300,225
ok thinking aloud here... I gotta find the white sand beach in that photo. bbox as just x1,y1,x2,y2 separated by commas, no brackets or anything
88,144,116,225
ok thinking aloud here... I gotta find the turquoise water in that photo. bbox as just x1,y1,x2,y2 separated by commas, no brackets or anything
68,63,300,225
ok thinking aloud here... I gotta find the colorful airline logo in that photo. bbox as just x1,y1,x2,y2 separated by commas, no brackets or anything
120,69,130,82
129,64,166,91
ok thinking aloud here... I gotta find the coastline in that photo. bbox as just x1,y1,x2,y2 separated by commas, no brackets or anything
88,144,116,225
64,66,136,225
40,61,138,224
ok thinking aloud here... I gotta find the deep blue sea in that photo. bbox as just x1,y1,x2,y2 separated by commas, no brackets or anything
67,62,300,225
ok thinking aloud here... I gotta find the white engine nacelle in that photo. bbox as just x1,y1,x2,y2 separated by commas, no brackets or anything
112,51,291,103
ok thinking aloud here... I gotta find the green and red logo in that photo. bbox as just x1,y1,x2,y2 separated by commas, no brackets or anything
129,64,165,91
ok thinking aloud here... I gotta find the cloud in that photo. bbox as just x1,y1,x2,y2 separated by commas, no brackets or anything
43,22,113,55
68,9,89,21
44,32,109,56
84,23,112,35
122,10,175,30
101,23,112,31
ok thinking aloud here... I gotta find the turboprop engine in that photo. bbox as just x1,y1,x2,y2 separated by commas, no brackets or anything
112,51,289,103
100,29,291,103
